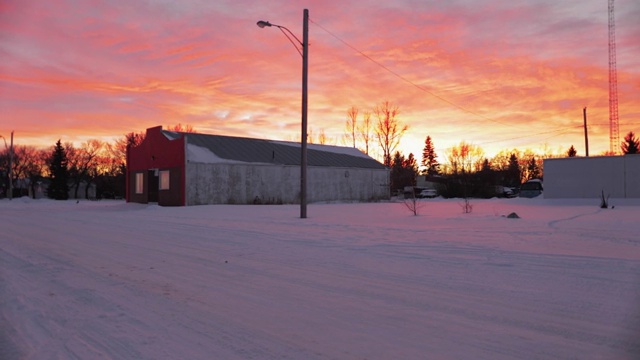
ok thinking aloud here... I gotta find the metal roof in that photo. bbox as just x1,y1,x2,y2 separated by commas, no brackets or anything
163,131,386,169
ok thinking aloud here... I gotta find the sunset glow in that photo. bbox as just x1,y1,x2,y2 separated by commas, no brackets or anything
1,0,639,160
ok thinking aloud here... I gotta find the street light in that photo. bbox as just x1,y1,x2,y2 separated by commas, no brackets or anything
257,9,309,219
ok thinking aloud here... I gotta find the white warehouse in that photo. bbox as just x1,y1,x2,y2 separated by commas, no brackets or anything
127,126,390,206
543,155,640,199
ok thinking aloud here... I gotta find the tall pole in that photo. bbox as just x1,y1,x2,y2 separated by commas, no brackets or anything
9,131,14,200
256,11,308,218
583,107,589,157
300,9,309,218
608,0,619,154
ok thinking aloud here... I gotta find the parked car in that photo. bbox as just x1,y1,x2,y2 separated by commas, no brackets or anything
496,186,516,198
417,188,438,198
519,179,543,198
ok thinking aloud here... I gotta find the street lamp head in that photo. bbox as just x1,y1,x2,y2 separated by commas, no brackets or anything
256,20,272,28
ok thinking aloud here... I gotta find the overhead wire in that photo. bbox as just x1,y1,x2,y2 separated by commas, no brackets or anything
309,17,587,147
478,126,582,146
311,18,519,129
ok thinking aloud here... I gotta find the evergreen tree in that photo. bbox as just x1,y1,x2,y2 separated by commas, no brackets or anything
403,153,419,179
390,151,404,193
420,135,440,175
567,145,577,157
526,157,541,181
478,158,498,198
621,131,639,154
480,158,491,172
506,153,521,186
48,140,69,200
390,151,418,194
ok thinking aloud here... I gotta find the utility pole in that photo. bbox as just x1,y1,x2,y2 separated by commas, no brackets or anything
300,8,309,219
583,107,589,157
256,9,309,218
9,131,14,200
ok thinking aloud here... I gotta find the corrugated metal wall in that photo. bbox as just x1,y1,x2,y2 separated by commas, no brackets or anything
544,155,640,198
185,162,389,205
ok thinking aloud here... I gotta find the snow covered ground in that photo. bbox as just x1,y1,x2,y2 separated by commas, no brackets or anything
1,197,639,359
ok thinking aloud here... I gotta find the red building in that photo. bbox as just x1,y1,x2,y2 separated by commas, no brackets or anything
126,126,186,206
127,126,389,206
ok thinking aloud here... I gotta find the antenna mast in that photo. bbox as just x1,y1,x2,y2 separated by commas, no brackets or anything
608,0,620,154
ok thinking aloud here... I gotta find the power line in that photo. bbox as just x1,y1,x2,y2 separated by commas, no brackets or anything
309,18,518,129
309,19,624,149
478,125,582,146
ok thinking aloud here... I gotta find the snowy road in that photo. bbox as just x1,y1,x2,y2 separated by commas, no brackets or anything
1,198,640,359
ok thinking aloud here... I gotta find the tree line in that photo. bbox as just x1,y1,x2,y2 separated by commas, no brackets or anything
340,102,639,197
0,124,193,199
1,109,638,200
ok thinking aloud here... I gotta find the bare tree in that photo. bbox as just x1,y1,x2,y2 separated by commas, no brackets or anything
4,145,47,197
374,101,407,166
166,123,197,133
490,149,519,172
403,188,423,216
460,198,473,214
64,140,109,199
445,141,485,175
344,106,358,148
318,129,328,145
358,111,373,155
82,140,106,199
307,128,315,144
113,131,145,174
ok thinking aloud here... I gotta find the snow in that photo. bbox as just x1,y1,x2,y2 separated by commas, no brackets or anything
273,140,374,159
184,141,372,165
1,197,639,359
186,143,246,164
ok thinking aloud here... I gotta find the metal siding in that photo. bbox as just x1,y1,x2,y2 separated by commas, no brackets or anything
544,155,640,198
169,131,385,169
185,163,390,205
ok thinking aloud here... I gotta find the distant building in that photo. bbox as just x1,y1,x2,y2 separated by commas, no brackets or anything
415,175,446,190
543,154,640,199
126,126,389,206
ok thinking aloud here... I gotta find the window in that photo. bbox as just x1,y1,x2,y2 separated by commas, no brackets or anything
159,170,170,190
135,173,144,194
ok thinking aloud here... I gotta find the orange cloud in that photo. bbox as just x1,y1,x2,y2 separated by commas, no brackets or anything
1,0,638,160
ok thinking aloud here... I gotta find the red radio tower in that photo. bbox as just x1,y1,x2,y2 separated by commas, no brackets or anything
608,0,620,154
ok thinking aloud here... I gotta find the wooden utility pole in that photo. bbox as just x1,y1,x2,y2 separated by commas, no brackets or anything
9,131,14,199
583,107,589,157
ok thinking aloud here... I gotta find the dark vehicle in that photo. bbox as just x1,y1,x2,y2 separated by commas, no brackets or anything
496,186,516,198
519,179,543,198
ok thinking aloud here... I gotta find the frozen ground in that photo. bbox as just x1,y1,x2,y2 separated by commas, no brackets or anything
1,197,639,359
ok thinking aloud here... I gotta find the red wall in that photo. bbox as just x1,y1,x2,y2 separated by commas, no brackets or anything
126,126,186,206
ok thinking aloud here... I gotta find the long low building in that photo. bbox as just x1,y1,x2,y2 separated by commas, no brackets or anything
543,154,640,199
126,126,390,206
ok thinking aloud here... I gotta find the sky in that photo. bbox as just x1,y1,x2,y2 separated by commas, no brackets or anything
1,0,639,160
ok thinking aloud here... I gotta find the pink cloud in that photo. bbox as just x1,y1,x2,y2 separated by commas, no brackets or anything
1,0,638,158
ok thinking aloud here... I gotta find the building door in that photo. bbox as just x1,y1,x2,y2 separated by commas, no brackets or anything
147,170,159,203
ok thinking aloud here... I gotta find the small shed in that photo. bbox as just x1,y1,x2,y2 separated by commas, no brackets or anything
126,126,389,206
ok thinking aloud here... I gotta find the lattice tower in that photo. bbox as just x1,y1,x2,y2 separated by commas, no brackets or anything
608,0,620,154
